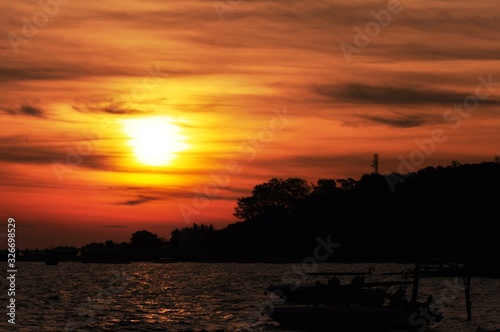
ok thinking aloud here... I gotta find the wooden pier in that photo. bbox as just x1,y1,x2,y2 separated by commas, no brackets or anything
413,257,473,321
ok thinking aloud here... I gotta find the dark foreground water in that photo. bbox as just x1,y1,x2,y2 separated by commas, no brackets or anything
2,262,499,331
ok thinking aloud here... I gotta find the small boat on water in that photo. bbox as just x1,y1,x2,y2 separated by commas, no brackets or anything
263,265,443,331
266,271,410,306
45,250,59,265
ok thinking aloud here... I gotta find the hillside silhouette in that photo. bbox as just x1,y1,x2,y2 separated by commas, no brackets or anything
168,161,500,276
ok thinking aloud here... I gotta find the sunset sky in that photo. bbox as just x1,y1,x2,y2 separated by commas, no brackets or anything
1,0,500,249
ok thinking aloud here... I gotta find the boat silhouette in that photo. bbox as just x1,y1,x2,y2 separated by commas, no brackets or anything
44,250,59,265
263,265,444,331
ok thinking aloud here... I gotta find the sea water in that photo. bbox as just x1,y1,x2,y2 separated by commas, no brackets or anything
2,261,499,331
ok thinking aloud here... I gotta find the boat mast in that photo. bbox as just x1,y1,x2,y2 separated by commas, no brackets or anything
411,259,421,303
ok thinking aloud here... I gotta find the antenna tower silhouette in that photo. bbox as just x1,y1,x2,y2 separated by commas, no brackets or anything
372,154,379,174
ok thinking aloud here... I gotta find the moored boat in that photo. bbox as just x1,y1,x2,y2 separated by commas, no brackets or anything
45,250,59,265
263,265,443,331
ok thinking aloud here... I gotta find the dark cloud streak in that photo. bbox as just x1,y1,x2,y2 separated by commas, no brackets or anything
1,103,45,117
314,83,500,106
357,113,425,128
117,195,158,206
72,103,149,115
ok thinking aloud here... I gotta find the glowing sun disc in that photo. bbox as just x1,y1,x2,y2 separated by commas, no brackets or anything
121,117,187,166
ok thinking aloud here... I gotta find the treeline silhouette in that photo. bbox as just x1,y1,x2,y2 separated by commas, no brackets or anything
17,230,171,263
12,161,499,276
167,161,500,276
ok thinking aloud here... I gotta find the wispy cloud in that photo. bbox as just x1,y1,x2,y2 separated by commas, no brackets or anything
356,113,425,128
0,142,111,168
1,103,46,117
117,195,158,206
0,144,62,164
314,83,500,106
73,102,149,115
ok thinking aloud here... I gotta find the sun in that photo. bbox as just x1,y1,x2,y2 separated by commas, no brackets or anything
121,116,188,166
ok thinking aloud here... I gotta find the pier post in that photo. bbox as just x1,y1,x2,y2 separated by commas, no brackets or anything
411,260,421,303
464,265,472,321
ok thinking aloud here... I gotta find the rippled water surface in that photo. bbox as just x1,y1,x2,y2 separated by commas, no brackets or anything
3,262,499,331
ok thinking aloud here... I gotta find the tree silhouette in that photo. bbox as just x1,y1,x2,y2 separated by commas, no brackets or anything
130,230,164,250
234,177,312,221
312,179,338,195
336,177,356,190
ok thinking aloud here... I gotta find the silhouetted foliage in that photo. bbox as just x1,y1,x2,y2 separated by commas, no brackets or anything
169,223,215,261
80,241,131,263
234,177,312,221
127,230,168,261
12,161,499,277
166,161,500,276
130,230,165,250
